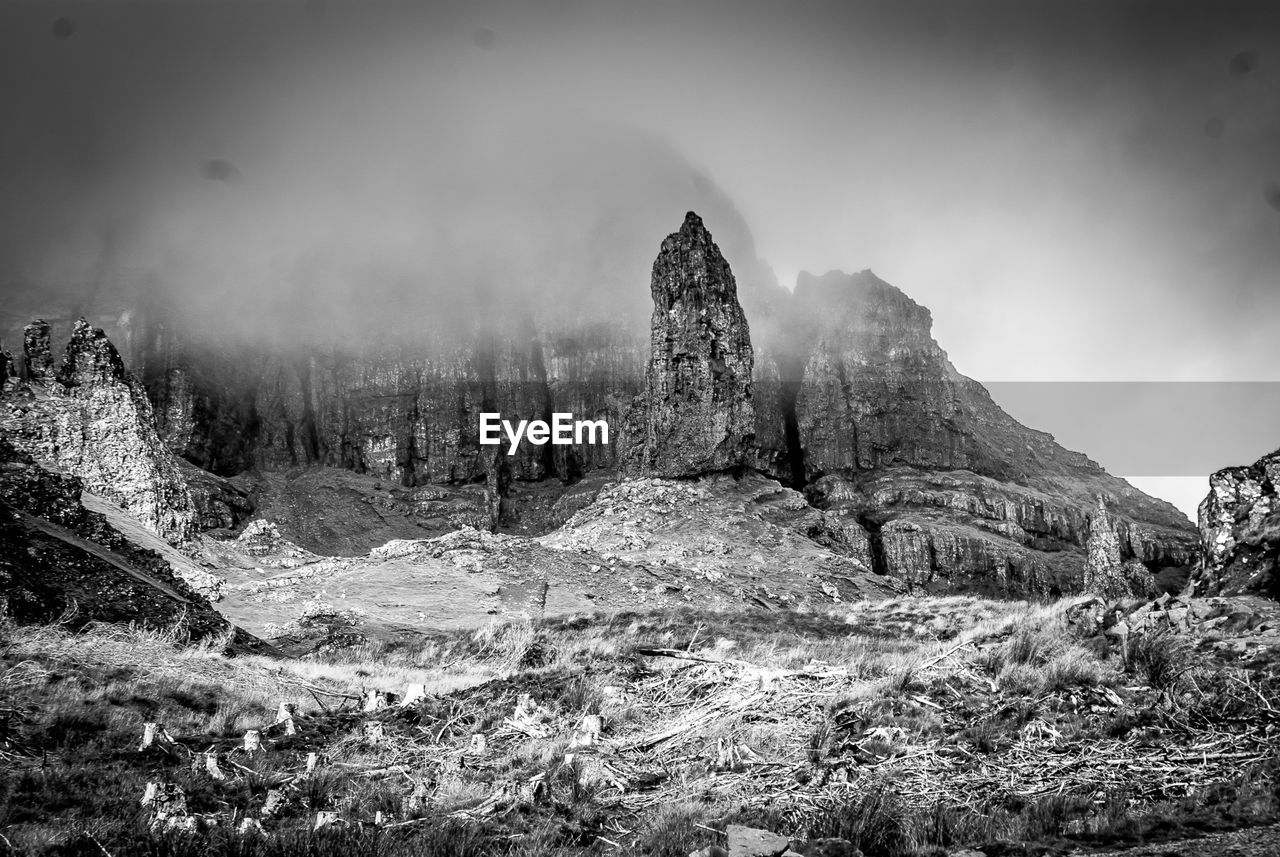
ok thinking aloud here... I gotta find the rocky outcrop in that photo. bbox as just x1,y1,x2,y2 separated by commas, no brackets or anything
177,459,254,533
0,319,199,546
621,212,755,478
0,439,231,640
211,472,902,640
0,345,15,392
22,319,54,382
1193,448,1280,598
1084,495,1157,598
803,469,1192,599
778,271,1147,486
771,271,1197,596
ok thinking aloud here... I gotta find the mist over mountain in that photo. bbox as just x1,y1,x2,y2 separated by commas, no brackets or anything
2,112,779,351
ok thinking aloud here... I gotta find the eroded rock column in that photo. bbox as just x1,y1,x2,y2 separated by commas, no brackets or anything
622,212,755,478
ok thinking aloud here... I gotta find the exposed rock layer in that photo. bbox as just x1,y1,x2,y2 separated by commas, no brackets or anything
211,473,902,639
768,271,1196,596
1194,448,1280,598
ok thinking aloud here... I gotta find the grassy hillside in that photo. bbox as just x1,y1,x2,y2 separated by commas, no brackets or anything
2,597,1278,857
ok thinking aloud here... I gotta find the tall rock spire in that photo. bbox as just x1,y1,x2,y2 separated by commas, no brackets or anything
622,212,755,477
23,319,54,383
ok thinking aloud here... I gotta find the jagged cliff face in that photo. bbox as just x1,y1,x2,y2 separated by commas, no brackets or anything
789,272,972,476
746,270,1197,597
131,317,645,488
780,271,1115,482
622,212,755,478
1193,448,1280,598
0,319,200,547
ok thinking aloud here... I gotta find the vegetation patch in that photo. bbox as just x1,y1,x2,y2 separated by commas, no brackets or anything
2,596,1278,856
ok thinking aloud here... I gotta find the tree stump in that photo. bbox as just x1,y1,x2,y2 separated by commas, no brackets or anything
313,811,342,831
568,714,603,749
141,782,188,819
273,702,297,735
362,690,399,712
517,773,548,806
262,788,288,818
405,778,430,815
243,729,263,754
237,818,265,836
138,722,174,753
195,751,226,780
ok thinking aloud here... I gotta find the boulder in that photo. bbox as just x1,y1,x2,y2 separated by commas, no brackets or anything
726,825,790,857
1192,447,1280,599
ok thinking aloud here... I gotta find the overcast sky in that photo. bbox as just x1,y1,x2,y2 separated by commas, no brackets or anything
3,0,1278,517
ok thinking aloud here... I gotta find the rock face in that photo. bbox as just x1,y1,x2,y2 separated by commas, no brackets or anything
757,271,1197,597
22,319,54,382
0,319,200,546
622,212,755,478
1085,495,1124,588
124,314,645,505
541,473,900,606
0,438,230,640
1193,448,1280,598
177,459,254,533
1084,495,1157,598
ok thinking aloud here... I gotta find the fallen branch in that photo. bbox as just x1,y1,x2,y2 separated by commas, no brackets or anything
917,640,974,670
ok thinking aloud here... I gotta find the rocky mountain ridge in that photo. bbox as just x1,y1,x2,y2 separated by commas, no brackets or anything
750,268,1195,596
1,211,1200,601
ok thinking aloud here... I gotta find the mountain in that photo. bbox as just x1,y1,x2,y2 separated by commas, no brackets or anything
1,200,1198,599
752,269,1196,596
